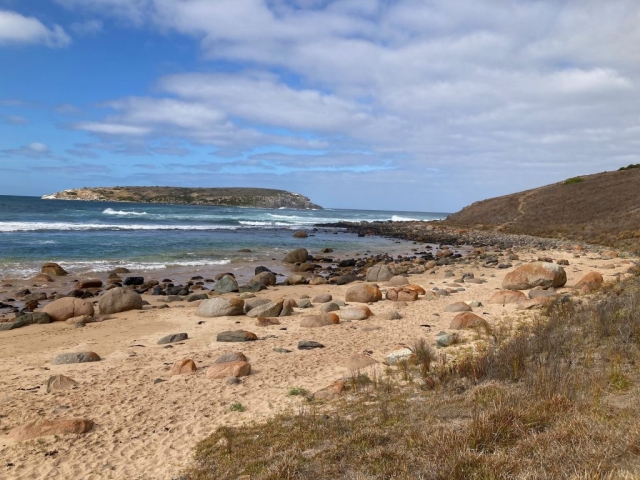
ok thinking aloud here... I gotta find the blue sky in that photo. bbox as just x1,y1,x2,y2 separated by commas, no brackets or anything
1,0,640,211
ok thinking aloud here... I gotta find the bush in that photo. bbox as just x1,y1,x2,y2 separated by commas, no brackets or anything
563,176,584,185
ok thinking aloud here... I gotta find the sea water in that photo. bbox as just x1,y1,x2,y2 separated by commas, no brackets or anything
0,196,449,280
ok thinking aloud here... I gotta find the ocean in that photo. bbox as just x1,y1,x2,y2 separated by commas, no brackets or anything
0,195,448,280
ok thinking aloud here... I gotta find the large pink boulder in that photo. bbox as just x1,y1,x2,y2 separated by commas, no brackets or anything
502,262,567,290
42,297,94,322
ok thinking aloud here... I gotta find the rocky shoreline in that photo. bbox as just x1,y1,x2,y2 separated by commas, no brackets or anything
319,220,586,250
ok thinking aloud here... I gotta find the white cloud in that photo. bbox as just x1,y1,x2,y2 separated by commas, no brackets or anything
75,122,152,136
54,0,640,208
0,142,53,158
0,10,71,47
70,19,103,36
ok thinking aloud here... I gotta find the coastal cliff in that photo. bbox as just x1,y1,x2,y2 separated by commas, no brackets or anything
42,187,323,210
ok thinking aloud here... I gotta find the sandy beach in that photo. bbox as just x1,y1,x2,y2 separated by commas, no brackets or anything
0,240,635,480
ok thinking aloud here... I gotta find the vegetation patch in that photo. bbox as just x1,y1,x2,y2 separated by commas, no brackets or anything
563,176,584,185
183,272,640,479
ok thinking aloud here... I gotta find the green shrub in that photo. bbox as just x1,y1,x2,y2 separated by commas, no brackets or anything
619,164,640,171
230,402,246,412
563,176,584,185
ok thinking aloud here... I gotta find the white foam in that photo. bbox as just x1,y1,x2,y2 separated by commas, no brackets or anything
0,222,240,232
103,208,148,216
238,221,290,226
391,215,420,221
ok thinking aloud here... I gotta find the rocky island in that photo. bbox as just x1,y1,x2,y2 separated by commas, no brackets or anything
42,186,322,210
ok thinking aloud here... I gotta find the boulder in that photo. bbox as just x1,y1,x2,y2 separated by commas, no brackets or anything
76,279,103,289
170,359,197,375
345,284,382,303
98,287,143,314
340,306,373,320
293,230,308,238
255,317,281,326
335,274,360,285
215,352,248,364
251,271,276,287
450,313,489,332
0,319,27,331
575,271,604,293
314,380,346,400
488,290,527,304
297,298,312,308
312,293,332,303
214,275,239,293
404,284,426,295
206,361,251,379
280,299,296,316
286,275,307,285
246,300,283,318
158,333,188,345
42,297,94,322
378,310,402,320
197,297,244,317
283,248,309,264
40,262,68,276
386,348,414,365
123,276,144,286
8,419,93,442
344,354,377,371
52,351,100,365
15,312,50,325
45,374,78,393
31,273,53,283
386,288,418,302
436,332,458,347
444,302,472,313
502,262,567,290
300,313,340,328
517,297,556,310
309,276,328,285
243,298,270,313
298,264,320,274
366,264,396,282
388,275,409,286
216,330,258,342
319,302,340,313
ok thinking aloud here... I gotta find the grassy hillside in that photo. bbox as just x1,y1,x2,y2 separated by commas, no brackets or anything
444,167,640,251
42,186,322,210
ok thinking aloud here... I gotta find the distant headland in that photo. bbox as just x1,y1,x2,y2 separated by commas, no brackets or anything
42,186,323,210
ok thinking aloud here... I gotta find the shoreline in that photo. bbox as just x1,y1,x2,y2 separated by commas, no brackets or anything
0,225,636,479
317,220,585,250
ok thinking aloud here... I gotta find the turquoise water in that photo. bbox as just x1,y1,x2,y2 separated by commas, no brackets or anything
0,195,448,278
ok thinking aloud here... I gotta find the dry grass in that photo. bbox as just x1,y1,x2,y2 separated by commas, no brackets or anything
444,168,640,252
183,274,640,480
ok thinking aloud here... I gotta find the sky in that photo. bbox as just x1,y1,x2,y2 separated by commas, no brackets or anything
1,0,639,212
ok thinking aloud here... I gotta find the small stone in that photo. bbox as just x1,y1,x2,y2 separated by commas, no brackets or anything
52,352,100,365
45,375,78,393
206,361,251,379
273,347,292,353
170,358,197,375
344,353,378,370
319,302,340,313
312,293,332,303
214,352,248,364
216,330,258,342
298,340,325,350
444,302,472,313
378,310,402,320
157,333,188,345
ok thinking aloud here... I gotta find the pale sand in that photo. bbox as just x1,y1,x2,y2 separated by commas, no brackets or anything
0,247,634,479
